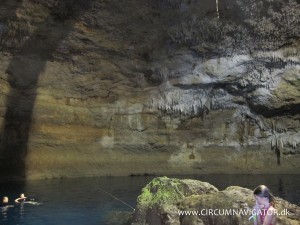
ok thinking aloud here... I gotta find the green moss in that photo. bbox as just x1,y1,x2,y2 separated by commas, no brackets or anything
137,177,187,207
276,80,300,99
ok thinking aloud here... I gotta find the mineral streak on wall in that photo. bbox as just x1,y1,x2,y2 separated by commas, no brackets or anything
0,0,299,179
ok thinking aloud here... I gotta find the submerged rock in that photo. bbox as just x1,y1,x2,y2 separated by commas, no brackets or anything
132,177,300,225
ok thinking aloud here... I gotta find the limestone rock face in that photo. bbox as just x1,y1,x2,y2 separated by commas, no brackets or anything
133,177,300,225
0,0,300,179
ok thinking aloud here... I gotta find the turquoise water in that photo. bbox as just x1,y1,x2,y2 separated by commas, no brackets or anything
0,174,299,225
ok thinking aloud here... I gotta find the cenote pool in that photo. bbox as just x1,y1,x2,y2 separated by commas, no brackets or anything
0,174,299,225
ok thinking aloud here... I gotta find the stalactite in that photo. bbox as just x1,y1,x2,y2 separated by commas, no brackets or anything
271,138,275,150
272,135,281,165
292,141,297,149
279,137,284,150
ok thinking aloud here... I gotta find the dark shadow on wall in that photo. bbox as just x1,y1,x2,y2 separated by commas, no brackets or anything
0,0,92,181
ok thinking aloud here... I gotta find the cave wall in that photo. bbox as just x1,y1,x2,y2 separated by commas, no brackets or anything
0,0,299,179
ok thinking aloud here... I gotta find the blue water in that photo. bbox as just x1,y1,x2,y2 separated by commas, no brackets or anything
0,174,299,225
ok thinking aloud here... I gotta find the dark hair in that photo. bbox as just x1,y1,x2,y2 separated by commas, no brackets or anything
253,185,275,206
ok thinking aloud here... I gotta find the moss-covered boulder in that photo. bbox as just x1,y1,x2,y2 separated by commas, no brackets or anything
132,176,218,225
133,177,300,225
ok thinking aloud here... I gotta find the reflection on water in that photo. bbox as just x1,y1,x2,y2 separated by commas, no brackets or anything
278,178,286,198
0,174,299,225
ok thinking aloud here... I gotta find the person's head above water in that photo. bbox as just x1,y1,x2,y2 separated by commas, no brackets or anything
14,193,27,204
253,185,275,208
2,197,8,203
20,193,26,198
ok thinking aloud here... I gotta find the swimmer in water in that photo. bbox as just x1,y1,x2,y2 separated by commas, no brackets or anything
14,193,40,205
1,196,14,211
0,197,9,207
14,193,27,204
